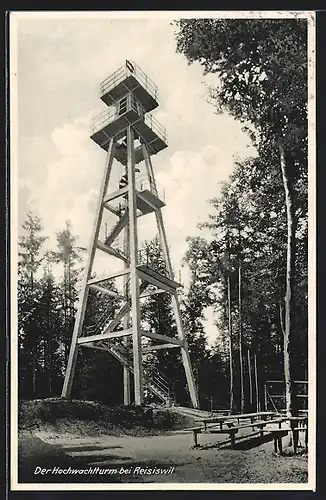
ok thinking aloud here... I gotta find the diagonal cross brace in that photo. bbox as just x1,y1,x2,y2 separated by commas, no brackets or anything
105,211,129,246
101,281,149,334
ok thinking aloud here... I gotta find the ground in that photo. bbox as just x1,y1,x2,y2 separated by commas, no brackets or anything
15,399,308,485
17,427,308,484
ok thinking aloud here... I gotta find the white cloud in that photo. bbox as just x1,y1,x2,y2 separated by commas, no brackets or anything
15,15,256,321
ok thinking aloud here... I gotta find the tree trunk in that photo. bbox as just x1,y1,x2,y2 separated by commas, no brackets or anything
238,262,245,413
32,349,36,396
247,348,253,408
279,143,297,418
48,295,52,396
227,276,235,414
254,353,260,412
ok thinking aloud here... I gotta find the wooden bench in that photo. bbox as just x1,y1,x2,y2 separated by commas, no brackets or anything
191,418,283,447
268,429,289,453
292,426,308,454
265,426,308,454
262,416,308,454
190,414,308,453
201,411,278,431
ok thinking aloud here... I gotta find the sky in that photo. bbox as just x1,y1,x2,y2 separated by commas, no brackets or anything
12,13,259,345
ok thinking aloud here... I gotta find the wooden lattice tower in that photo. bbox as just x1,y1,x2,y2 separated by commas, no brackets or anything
61,60,199,408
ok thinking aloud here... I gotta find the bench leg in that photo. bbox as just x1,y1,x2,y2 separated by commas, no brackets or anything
273,433,284,454
193,431,198,447
293,430,299,454
230,431,236,448
273,438,278,453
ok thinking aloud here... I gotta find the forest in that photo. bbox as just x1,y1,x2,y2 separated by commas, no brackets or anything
17,18,308,417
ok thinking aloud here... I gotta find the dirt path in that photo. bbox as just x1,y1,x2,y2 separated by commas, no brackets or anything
18,429,308,485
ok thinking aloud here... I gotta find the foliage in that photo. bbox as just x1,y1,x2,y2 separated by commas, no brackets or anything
175,17,308,415
18,398,192,432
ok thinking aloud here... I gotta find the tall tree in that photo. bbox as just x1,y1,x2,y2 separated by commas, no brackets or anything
18,212,47,396
37,253,63,397
50,221,85,366
175,18,308,416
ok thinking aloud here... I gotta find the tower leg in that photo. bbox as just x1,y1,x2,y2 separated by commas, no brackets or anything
127,126,143,405
142,144,199,409
61,139,116,398
123,367,131,405
172,295,199,409
123,200,131,405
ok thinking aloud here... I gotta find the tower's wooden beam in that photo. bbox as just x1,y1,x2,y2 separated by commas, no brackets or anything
103,202,122,216
89,283,125,300
140,329,183,346
96,240,130,264
143,343,180,352
77,328,132,344
105,211,129,246
104,186,129,203
137,269,175,294
104,301,130,333
100,281,149,335
127,126,144,405
87,268,130,285
140,288,166,298
122,202,131,405
81,342,108,350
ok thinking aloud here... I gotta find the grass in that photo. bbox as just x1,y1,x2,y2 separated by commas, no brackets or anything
18,397,194,436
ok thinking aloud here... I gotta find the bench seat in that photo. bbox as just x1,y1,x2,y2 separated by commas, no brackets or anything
191,419,280,446
190,416,308,453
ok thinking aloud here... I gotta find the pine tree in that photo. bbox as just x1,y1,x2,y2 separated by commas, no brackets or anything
18,212,47,397
50,221,85,368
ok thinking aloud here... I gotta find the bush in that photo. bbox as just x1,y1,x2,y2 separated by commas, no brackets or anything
18,398,110,428
18,398,193,432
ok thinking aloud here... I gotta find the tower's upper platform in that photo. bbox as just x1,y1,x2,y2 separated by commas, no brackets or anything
100,60,159,113
90,92,167,164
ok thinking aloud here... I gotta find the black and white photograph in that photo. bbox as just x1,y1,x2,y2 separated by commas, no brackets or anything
9,10,316,490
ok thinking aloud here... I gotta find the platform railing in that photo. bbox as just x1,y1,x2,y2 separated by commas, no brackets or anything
135,175,165,201
100,61,159,103
90,95,167,145
137,249,169,277
102,62,158,101
90,107,118,135
107,342,176,403
144,113,168,144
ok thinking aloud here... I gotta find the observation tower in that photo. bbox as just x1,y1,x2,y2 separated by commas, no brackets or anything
62,60,199,408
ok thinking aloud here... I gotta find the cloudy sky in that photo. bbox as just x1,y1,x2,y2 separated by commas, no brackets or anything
11,12,263,344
